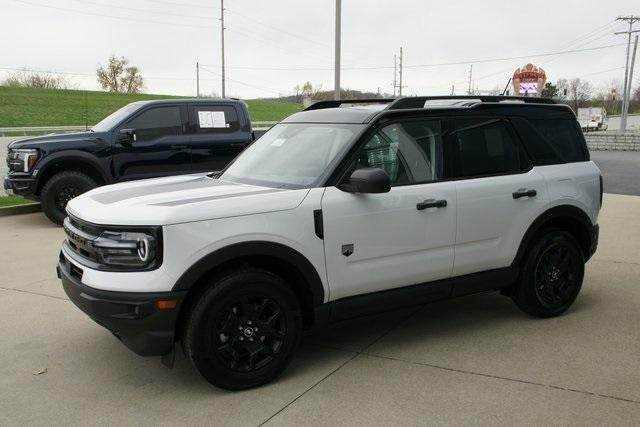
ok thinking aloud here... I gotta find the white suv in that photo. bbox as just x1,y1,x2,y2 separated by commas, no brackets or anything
57,96,602,390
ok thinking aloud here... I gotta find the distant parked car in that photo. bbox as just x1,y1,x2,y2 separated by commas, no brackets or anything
4,99,259,224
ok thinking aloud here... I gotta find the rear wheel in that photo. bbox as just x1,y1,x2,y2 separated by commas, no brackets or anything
182,268,302,390
40,171,97,225
512,229,585,318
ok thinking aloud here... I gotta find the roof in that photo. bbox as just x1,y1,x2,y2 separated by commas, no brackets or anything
282,96,575,124
130,98,244,106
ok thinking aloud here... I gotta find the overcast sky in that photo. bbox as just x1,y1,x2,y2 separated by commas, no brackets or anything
1,0,638,98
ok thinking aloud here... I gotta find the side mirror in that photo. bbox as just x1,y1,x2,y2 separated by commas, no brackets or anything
118,128,136,146
341,168,391,194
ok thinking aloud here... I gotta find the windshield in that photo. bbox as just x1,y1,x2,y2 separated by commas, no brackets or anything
92,103,143,132
220,123,362,189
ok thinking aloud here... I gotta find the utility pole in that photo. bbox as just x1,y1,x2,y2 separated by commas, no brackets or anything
398,47,404,96
196,61,200,97
392,54,397,97
451,85,455,95
615,16,640,131
628,35,639,113
334,0,341,100
467,64,473,95
220,0,226,98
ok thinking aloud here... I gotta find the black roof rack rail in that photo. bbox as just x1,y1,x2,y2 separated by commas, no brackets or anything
386,96,555,110
303,98,395,111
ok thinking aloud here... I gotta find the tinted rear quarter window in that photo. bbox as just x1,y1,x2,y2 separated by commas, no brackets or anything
527,119,587,163
512,117,588,165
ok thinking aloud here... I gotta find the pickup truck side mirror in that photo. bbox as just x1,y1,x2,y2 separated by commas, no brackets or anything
340,168,391,194
118,129,136,146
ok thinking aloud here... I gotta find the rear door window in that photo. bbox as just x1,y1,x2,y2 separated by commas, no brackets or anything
446,119,529,179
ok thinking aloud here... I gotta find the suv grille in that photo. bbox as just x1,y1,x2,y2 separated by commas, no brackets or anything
63,215,102,263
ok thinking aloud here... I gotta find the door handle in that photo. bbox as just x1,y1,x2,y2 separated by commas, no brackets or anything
170,144,188,150
417,199,447,210
512,189,537,199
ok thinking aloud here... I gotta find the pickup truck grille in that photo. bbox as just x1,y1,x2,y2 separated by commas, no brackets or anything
63,215,102,263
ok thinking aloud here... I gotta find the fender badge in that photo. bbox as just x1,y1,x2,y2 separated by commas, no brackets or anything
341,244,354,257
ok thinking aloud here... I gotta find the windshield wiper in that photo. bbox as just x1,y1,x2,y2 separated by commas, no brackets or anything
206,171,222,178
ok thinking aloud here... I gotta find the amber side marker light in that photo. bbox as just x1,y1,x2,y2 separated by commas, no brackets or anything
157,300,178,309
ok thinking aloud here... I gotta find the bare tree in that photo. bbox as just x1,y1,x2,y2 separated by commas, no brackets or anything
97,56,144,93
2,69,70,89
300,81,322,100
558,78,592,112
594,79,623,115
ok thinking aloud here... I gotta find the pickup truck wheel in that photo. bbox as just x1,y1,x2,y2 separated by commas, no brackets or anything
41,171,97,225
182,268,302,390
512,229,584,318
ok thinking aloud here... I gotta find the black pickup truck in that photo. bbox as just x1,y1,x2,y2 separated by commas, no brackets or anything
4,99,261,224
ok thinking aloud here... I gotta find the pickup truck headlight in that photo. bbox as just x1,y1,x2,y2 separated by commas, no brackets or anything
8,149,39,173
92,230,158,269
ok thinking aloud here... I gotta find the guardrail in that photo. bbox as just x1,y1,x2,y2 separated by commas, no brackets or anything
0,121,278,136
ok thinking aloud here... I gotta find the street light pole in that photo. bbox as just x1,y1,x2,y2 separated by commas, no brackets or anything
220,0,226,98
615,16,640,131
334,0,341,101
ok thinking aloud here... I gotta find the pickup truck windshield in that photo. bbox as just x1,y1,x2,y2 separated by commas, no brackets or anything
220,123,362,189
92,103,142,132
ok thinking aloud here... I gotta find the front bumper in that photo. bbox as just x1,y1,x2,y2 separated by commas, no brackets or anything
4,173,37,197
57,251,187,357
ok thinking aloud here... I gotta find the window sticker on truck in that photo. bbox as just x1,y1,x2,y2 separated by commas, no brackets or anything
198,110,227,128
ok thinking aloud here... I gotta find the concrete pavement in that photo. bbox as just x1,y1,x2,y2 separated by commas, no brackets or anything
0,194,639,425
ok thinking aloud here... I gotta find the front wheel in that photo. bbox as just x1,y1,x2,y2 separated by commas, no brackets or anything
40,171,97,225
512,229,585,318
182,268,302,390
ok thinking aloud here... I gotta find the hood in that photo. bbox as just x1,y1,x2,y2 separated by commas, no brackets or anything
8,131,104,149
66,173,310,226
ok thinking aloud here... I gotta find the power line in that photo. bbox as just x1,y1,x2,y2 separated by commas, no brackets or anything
226,9,331,49
199,65,287,95
203,42,627,72
0,66,216,81
10,0,213,29
67,0,217,21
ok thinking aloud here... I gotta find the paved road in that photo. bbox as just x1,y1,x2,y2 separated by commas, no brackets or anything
591,150,640,196
1,193,640,425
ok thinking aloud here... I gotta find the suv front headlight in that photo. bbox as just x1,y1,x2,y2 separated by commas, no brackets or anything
8,148,39,173
63,216,162,271
92,230,159,269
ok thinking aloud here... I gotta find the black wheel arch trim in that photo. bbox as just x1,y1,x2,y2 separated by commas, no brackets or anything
36,151,112,187
512,204,595,266
171,241,325,307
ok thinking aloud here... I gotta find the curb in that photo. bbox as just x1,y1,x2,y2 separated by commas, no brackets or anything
0,203,42,217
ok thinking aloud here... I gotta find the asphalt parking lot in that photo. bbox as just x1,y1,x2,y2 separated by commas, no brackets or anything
1,192,639,425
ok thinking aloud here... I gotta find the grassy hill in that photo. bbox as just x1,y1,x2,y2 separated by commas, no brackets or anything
0,86,302,127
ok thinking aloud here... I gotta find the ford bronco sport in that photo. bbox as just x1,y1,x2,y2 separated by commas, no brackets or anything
57,96,601,390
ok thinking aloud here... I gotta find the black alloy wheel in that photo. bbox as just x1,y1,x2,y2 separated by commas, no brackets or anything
512,229,585,318
182,268,301,390
211,294,287,373
40,171,97,225
534,242,580,306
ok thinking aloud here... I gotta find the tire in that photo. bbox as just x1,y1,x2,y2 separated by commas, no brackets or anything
512,229,585,318
40,171,97,225
182,268,302,390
